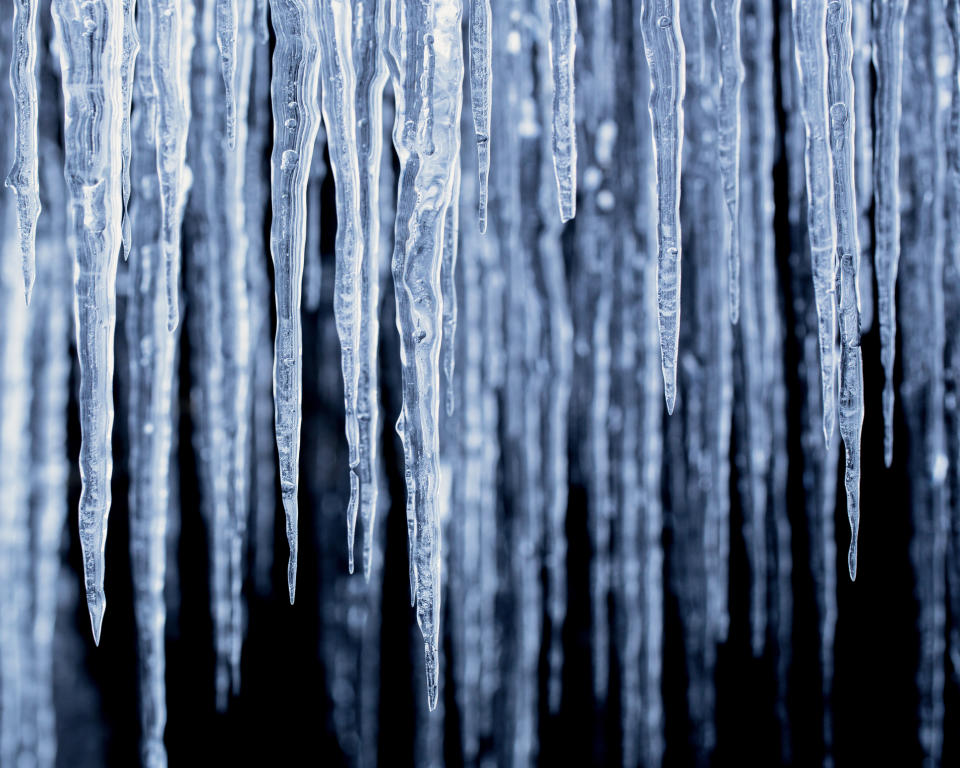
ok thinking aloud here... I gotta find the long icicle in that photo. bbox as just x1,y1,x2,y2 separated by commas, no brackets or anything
316,0,365,577
268,0,322,603
384,0,464,711
639,0,685,415
826,0,864,579
353,0,389,581
7,0,41,304
872,0,908,466
468,0,491,232
547,0,576,221
792,0,838,444
712,0,743,323
51,0,125,645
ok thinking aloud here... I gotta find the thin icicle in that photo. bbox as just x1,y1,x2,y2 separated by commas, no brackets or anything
468,0,491,232
51,0,125,645
712,0,743,323
872,0,908,466
826,0,864,579
639,0,685,414
216,0,239,149
352,0,388,581
792,0,838,444
547,0,577,221
852,0,872,329
268,0,322,603
384,0,464,711
316,0,365,577
7,0,41,304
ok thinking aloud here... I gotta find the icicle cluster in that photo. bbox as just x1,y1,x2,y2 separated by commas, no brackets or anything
1,1,960,767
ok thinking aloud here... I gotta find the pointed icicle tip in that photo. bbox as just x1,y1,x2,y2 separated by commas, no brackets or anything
87,589,106,646
284,495,298,604
848,546,858,581
664,386,676,416
424,643,439,711
287,556,297,605
23,279,33,307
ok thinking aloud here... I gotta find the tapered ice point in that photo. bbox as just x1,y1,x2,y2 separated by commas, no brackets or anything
87,588,105,646
284,494,298,604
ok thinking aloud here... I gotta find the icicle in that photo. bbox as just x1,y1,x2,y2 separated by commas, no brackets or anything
247,32,276,597
119,0,139,259
872,0,908,466
124,0,181,756
223,0,255,696
150,0,191,332
535,0,572,715
547,0,577,221
826,0,864,579
316,0,366,577
711,0,743,323
639,0,685,414
0,223,31,768
51,0,125,645
468,0,491,232
352,0,389,581
792,0,838,445
216,0,238,149
384,0,464,711
303,126,325,313
7,0,41,304
852,0,872,331
900,3,947,762
268,0,323,603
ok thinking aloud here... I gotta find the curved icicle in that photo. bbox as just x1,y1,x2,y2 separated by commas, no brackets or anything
268,0,322,604
384,0,464,711
792,0,837,445
7,0,41,304
711,0,743,323
216,0,238,149
51,0,125,645
826,0,863,579
872,0,908,466
547,0,577,221
468,0,491,232
639,0,685,414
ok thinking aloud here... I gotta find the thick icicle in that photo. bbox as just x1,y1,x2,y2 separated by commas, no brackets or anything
51,0,125,645
711,0,743,323
316,0,366,577
826,0,864,579
151,0,191,332
7,0,41,303
440,162,460,417
269,0,322,603
384,0,464,711
852,0,872,328
216,0,238,148
639,0,685,414
547,0,576,221
352,0,389,581
872,0,908,466
792,0,838,444
468,0,491,231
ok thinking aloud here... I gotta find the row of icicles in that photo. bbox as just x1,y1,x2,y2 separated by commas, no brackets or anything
0,0,958,766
